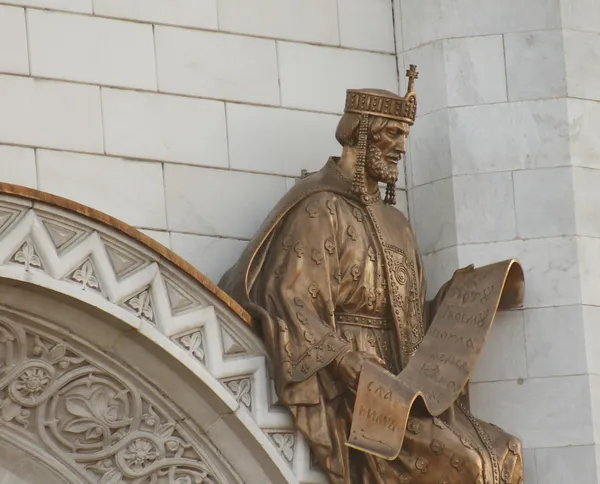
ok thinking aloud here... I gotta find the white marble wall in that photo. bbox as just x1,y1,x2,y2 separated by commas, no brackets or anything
3,1,597,481
398,0,600,481
0,0,403,284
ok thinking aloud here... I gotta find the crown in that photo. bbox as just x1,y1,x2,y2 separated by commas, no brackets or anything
344,65,418,124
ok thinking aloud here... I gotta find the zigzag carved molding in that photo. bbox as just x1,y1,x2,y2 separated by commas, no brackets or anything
0,192,327,484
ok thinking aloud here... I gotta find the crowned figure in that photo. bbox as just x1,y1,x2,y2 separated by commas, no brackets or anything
219,67,524,483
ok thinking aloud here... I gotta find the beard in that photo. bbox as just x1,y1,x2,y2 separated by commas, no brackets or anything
365,144,398,185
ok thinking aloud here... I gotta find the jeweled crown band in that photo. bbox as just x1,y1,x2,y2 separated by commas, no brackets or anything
344,91,417,123
344,64,419,124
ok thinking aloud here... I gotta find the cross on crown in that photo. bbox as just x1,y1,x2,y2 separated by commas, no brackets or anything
406,65,419,93
343,65,419,124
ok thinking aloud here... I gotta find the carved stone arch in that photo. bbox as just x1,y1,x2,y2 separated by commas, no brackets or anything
0,184,327,484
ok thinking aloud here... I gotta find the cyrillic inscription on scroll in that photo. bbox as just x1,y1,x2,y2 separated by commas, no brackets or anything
348,259,524,460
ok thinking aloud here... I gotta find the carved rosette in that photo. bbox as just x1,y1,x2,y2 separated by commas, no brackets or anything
0,314,221,484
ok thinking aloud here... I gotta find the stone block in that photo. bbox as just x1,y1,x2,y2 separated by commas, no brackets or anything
398,0,445,51
217,0,338,45
565,30,600,101
170,233,247,283
27,10,156,90
285,177,297,191
278,42,398,113
37,150,167,229
227,104,340,177
505,30,566,102
522,448,538,484
406,109,451,187
457,237,580,308
396,162,406,190
470,376,593,449
338,0,395,53
457,240,523,269
164,164,287,239
395,189,408,216
591,377,600,443
411,177,456,254
400,0,561,50
583,306,600,376
513,167,576,239
454,172,517,244
94,0,218,29
205,414,286,484
0,6,28,75
0,145,36,188
392,0,403,53
449,104,514,175
449,99,569,175
471,311,527,383
561,0,600,32
421,246,459,299
574,167,600,238
577,237,600,307
404,41,446,116
139,229,171,249
2,0,91,13
520,237,581,309
444,35,507,106
512,100,570,169
524,306,587,378
396,53,406,95
102,88,228,167
0,444,64,483
0,75,103,153
535,445,598,484
569,98,600,169
155,27,279,105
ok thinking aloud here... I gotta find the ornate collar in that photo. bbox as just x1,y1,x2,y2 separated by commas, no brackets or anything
326,157,383,205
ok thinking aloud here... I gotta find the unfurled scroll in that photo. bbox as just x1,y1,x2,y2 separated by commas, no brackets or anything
347,259,525,460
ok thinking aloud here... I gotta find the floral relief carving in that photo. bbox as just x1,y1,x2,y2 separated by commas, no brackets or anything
311,249,323,265
222,378,252,410
326,198,336,216
11,240,43,272
69,259,100,291
324,238,335,255
14,367,51,399
0,315,223,484
268,432,295,464
305,201,319,218
176,331,205,364
124,288,154,323
347,225,358,241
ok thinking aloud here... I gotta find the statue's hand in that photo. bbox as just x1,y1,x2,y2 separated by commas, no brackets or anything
334,351,385,389
452,263,475,279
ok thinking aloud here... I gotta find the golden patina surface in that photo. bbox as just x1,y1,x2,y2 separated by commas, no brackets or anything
219,67,525,483
349,259,524,460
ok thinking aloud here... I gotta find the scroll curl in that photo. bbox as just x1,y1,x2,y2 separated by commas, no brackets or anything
347,259,525,459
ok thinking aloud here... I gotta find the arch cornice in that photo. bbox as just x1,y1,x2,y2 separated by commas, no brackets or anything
0,182,250,325
0,184,326,484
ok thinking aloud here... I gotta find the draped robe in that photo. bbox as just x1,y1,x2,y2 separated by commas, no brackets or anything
219,158,523,484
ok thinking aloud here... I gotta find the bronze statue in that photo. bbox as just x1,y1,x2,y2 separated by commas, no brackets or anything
219,66,524,483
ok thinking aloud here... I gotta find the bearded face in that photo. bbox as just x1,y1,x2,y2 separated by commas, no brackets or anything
364,119,409,186
366,144,399,184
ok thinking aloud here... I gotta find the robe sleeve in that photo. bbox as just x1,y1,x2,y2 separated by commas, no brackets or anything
249,192,350,404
